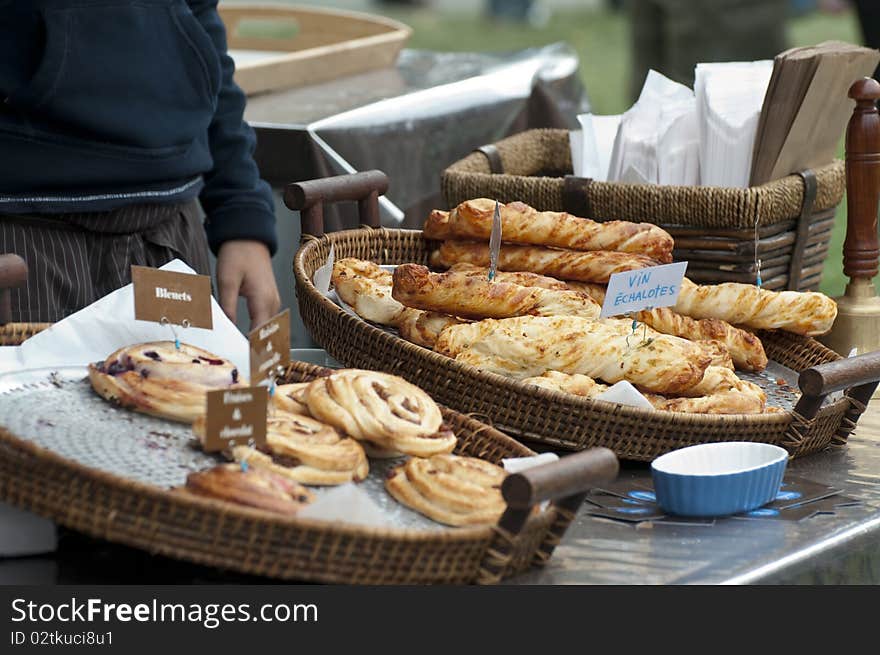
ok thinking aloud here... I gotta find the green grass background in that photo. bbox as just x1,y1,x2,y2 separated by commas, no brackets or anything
240,2,875,296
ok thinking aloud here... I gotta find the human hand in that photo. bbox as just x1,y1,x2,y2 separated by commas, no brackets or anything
215,239,281,330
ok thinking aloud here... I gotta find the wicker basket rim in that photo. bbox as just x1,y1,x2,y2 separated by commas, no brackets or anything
0,358,539,542
295,228,847,429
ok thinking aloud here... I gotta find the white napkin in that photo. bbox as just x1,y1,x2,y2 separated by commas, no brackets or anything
0,259,249,378
298,482,394,528
607,69,697,187
596,380,655,411
572,113,622,182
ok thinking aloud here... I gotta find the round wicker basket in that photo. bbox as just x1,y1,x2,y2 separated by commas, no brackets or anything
294,226,861,461
0,357,599,585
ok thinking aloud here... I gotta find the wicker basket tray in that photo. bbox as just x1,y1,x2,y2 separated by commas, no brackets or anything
287,172,880,463
441,129,846,291
0,356,619,585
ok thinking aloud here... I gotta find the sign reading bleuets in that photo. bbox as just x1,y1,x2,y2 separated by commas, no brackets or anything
600,261,689,318
202,386,268,452
131,265,213,329
248,309,291,386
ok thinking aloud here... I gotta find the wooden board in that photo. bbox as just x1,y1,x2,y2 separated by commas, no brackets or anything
220,3,412,96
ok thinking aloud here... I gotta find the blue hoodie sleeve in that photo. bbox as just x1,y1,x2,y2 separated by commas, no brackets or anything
188,0,278,256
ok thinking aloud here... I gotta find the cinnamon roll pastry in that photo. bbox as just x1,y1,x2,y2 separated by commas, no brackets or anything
569,282,767,372
305,369,457,457
438,199,675,263
430,240,658,283
391,264,600,321
272,383,311,415
89,342,242,423
674,278,837,336
332,258,405,325
448,263,569,290
396,307,466,349
436,316,710,394
182,463,314,516
384,454,507,526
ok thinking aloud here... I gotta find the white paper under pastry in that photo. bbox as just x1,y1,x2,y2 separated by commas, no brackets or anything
298,482,394,528
596,380,655,411
0,260,250,378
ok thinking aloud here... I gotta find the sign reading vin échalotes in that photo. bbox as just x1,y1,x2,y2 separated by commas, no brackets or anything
599,261,688,318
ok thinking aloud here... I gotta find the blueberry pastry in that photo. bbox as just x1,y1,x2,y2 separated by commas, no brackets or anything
88,341,243,423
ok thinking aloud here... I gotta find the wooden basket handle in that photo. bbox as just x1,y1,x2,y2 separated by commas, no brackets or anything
793,350,880,443
478,448,618,583
0,254,27,325
284,170,389,237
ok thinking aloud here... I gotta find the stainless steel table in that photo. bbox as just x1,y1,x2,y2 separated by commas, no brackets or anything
1,348,878,585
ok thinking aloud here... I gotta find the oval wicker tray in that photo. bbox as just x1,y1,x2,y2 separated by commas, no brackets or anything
293,220,879,462
0,358,618,584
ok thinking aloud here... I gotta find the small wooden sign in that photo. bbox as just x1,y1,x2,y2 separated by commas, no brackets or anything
131,265,213,329
202,386,268,453
248,308,291,386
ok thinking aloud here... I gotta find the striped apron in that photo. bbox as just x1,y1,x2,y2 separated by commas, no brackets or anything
0,200,211,323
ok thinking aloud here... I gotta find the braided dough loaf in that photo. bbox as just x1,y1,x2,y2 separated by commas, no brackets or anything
396,308,466,349
385,454,507,526
522,368,767,415
88,342,242,423
391,263,600,320
431,240,658,283
431,199,674,263
568,281,768,372
448,263,570,290
675,278,837,336
305,369,457,457
435,315,710,394
332,258,405,325
183,463,315,516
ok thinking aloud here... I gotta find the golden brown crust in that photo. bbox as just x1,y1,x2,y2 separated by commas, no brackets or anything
89,342,242,423
436,315,710,394
384,454,507,526
422,209,453,240
567,281,768,372
433,199,674,262
395,308,465,349
675,278,837,336
184,463,315,515
331,258,404,326
448,263,569,289
272,383,311,415
391,264,600,321
305,369,456,457
431,241,658,283
523,369,767,415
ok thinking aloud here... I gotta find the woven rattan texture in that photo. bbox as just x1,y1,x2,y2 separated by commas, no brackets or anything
441,128,844,229
0,323,51,345
0,358,561,584
295,228,850,462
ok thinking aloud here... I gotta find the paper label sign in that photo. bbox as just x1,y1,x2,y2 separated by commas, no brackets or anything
600,261,688,318
131,265,213,329
202,386,268,453
248,308,291,386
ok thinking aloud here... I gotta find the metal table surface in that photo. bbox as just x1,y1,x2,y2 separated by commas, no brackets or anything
2,349,880,585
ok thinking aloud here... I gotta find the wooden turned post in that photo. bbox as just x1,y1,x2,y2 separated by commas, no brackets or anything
843,78,880,280
820,78,880,360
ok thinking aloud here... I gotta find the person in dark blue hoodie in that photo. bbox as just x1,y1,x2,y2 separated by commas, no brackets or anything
0,0,280,328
